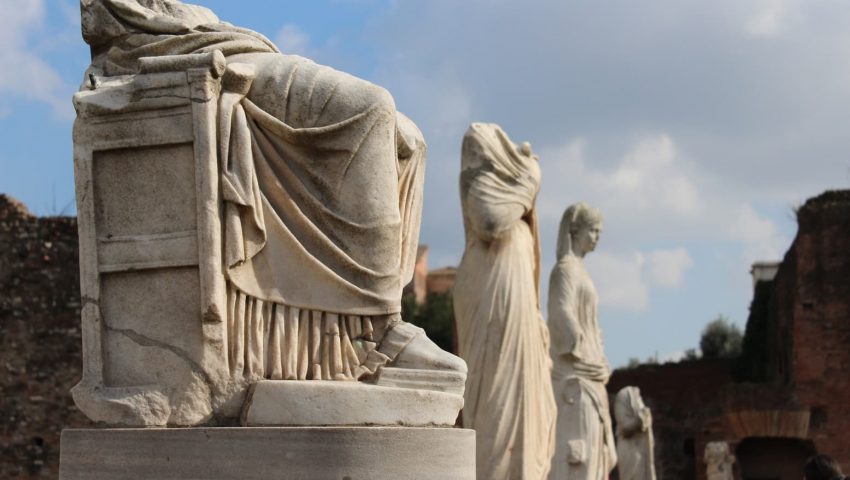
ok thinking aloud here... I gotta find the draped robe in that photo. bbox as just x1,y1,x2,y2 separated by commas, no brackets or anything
81,0,425,381
549,256,617,479
614,387,656,480
454,123,556,479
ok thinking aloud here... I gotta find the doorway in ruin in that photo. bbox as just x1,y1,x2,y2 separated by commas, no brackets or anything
736,437,816,480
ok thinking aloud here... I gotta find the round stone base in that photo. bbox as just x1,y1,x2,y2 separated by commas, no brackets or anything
59,427,475,479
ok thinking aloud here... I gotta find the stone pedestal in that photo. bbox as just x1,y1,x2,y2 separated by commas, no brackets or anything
60,427,475,479
242,381,464,427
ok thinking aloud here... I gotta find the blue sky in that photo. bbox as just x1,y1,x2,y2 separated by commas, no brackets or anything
1,0,848,367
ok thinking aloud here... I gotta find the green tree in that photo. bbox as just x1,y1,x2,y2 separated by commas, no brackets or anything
683,348,700,361
700,316,743,359
401,292,456,354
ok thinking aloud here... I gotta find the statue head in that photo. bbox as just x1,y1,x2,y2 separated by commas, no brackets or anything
556,202,603,260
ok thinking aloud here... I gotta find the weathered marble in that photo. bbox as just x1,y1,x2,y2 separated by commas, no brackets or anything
614,387,656,480
705,441,735,480
454,123,557,479
242,381,464,427
60,427,475,479
71,0,466,427
548,203,617,480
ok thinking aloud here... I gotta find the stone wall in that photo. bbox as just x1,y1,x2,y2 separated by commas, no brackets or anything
608,359,733,480
781,190,850,464
0,195,90,479
426,267,457,295
609,190,850,480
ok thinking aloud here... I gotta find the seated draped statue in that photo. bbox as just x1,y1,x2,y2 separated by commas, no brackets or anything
80,0,464,385
613,386,656,480
454,123,557,479
548,203,617,480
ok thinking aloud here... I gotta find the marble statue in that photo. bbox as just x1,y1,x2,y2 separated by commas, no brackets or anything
705,441,735,480
548,202,617,480
63,1,477,477
454,123,557,479
71,0,466,428
614,386,656,480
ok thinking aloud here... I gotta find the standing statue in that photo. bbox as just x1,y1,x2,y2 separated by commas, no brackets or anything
705,442,735,480
548,203,617,479
614,387,656,480
454,123,557,479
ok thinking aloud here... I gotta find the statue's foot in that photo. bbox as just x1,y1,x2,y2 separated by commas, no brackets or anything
389,328,467,373
368,321,467,396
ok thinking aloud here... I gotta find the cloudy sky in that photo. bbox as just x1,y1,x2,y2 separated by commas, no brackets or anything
1,0,848,367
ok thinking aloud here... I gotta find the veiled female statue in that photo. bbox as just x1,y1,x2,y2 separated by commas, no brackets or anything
614,386,656,480
80,0,463,382
548,203,617,480
454,123,557,479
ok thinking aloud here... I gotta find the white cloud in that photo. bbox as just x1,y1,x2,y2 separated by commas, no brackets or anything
646,248,694,288
538,134,700,227
377,68,471,139
747,0,792,37
728,204,788,264
538,133,788,254
275,23,311,57
0,0,70,117
587,247,693,312
609,135,698,215
589,252,649,312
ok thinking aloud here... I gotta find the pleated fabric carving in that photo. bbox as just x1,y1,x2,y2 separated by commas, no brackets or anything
226,283,389,381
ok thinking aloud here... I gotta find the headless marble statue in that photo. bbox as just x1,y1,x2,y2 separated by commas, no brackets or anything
73,0,465,427
454,123,557,479
548,203,617,480
614,386,656,480
705,442,735,480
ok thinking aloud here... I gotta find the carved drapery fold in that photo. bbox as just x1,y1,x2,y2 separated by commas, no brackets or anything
226,283,422,381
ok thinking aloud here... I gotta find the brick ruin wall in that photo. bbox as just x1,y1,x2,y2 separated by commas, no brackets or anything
608,190,850,480
608,359,733,479
0,195,90,479
781,190,850,464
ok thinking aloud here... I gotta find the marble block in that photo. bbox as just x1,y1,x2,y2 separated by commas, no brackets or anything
60,427,475,480
241,380,463,427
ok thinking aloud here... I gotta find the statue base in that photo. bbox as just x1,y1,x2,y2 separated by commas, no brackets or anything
241,380,464,426
59,427,475,479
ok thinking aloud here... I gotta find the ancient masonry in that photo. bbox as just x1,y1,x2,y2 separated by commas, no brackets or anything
0,195,91,479
610,190,850,480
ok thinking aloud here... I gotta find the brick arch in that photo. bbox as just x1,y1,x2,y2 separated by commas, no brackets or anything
725,409,810,441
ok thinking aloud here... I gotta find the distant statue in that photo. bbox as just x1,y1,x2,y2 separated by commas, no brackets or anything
548,203,617,480
704,442,735,480
454,123,556,479
614,387,656,480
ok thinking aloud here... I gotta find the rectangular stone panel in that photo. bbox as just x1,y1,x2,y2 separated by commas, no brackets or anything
94,143,196,238
101,267,203,387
